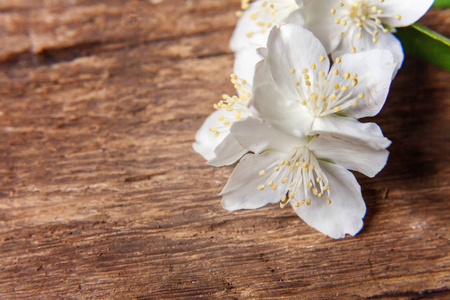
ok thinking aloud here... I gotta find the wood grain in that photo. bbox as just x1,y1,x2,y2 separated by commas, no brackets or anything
0,1,449,298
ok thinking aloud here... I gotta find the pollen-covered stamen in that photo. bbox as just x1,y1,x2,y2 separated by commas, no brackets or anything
238,0,299,37
209,74,252,138
291,57,360,117
331,0,402,52
257,146,333,208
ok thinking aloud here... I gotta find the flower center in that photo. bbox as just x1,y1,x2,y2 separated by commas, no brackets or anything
257,146,332,208
289,56,363,118
331,0,402,52
209,74,252,138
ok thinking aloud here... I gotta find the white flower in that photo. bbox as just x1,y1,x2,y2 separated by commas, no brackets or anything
221,117,389,239
193,75,253,166
253,24,397,150
230,0,304,84
298,0,434,65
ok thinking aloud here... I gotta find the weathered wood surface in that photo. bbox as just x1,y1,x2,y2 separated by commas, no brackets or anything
0,1,449,298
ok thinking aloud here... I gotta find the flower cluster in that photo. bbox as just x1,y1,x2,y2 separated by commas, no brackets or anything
194,0,433,239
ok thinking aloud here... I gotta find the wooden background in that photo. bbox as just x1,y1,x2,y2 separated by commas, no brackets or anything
0,0,449,298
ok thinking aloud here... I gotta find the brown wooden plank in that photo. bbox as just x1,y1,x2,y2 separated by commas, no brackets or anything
0,1,449,298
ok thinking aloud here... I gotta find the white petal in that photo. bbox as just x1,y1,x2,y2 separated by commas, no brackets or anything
300,0,342,53
266,24,330,100
253,82,314,138
379,0,434,27
233,48,263,87
208,134,247,167
308,135,389,178
291,161,366,239
221,151,287,211
230,116,302,154
330,49,397,118
193,110,229,161
312,115,391,150
333,33,403,78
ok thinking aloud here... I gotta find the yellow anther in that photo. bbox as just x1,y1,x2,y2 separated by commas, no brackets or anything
274,167,280,172
327,198,332,204
319,56,326,62
318,193,323,198
351,46,356,53
331,8,336,14
300,199,306,205
344,73,351,79
232,95,239,101
311,63,316,70
213,104,219,109
357,32,362,39
334,106,342,112
258,184,265,191
352,79,358,86
280,160,285,166
341,85,349,91
352,73,358,79
307,182,313,189
281,195,287,202
230,73,238,79
290,68,296,74
209,126,217,132
214,131,220,138
319,71,326,77
295,81,300,86
339,31,345,36
217,115,224,121
235,112,241,120
302,68,309,74
396,15,402,20
246,32,254,37
313,188,318,195
222,94,230,100
236,11,243,17
330,94,337,100
306,199,311,206
306,81,312,86
223,120,231,125
358,92,365,99
352,100,358,106
295,202,300,207
272,184,278,191
286,161,291,166
259,170,265,176
323,185,330,191
334,84,340,90
280,202,287,209
289,192,295,199
333,69,339,75
336,18,341,24
310,164,315,170
339,1,344,6
301,100,307,105
304,74,310,80
290,165,295,171
282,177,288,184
335,57,342,63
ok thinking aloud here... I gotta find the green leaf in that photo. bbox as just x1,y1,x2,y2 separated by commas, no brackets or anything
395,23,450,71
433,0,450,8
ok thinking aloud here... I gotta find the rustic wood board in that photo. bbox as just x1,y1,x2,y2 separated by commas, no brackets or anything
0,1,449,298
